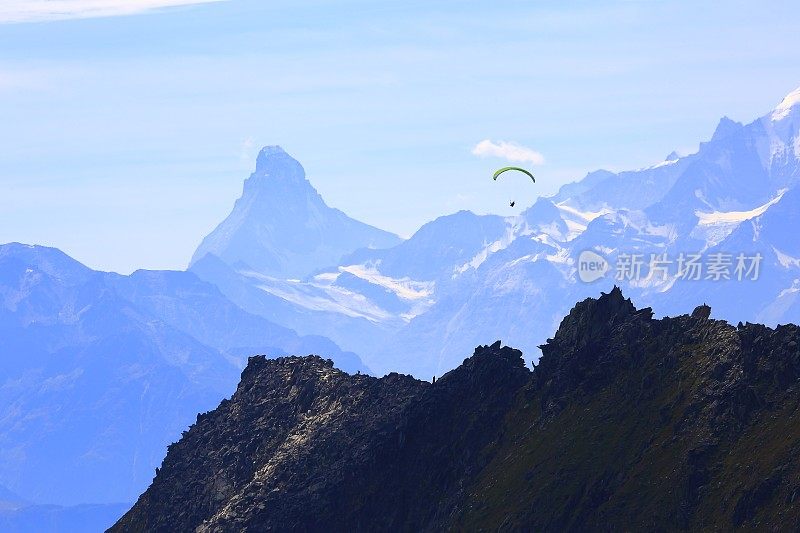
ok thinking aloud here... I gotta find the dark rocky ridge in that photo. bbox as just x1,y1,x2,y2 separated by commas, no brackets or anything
112,288,800,531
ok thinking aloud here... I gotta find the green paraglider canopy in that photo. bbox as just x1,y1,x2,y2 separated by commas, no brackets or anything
492,166,536,182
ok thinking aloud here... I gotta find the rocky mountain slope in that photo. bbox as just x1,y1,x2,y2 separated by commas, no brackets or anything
112,288,800,531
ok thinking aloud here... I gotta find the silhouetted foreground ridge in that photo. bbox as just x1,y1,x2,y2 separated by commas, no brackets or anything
112,288,800,531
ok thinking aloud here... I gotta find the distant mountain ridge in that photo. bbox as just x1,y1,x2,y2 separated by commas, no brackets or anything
186,86,800,378
0,242,365,508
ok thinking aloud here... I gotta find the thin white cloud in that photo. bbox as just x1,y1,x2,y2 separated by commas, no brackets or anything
239,136,257,166
0,0,226,24
471,139,545,165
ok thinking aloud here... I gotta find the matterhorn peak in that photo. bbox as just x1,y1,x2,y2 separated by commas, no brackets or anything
771,86,800,122
190,145,401,278
258,145,286,155
253,145,306,184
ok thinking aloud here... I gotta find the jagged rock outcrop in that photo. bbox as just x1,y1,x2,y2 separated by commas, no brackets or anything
459,288,800,531
112,344,529,532
112,289,800,531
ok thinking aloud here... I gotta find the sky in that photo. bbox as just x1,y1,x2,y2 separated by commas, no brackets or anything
1,0,798,273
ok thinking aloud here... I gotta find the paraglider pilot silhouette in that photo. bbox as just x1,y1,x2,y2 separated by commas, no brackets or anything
493,166,535,208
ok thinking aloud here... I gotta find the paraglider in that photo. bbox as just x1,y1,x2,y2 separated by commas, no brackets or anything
493,167,535,208
492,166,536,183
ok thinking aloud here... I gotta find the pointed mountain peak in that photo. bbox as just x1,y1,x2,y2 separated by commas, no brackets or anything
522,196,561,222
772,86,800,122
252,145,306,184
258,145,287,156
711,116,743,141
545,287,642,349
599,285,630,307
190,147,401,278
536,288,653,388
665,150,680,162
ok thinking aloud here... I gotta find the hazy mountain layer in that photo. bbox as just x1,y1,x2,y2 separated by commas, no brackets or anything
0,243,364,506
189,87,800,378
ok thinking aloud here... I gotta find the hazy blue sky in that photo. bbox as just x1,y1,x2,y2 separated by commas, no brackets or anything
1,0,798,273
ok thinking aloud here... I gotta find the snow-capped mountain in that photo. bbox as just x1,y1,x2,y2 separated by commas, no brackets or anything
191,146,401,279
191,87,800,377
